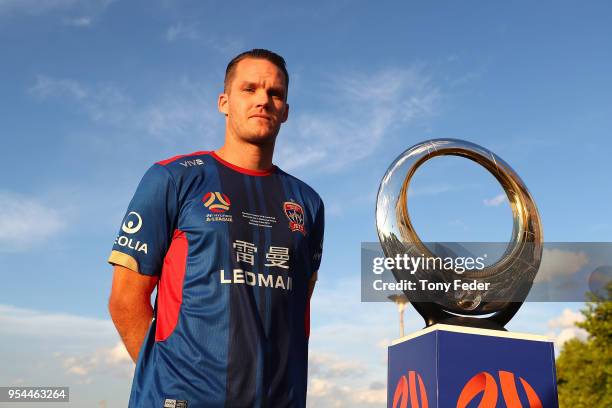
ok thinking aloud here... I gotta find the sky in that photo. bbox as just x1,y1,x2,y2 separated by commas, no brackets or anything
1,1,611,406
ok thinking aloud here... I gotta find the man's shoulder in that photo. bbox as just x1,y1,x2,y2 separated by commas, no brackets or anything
155,150,211,167
276,168,323,205
138,151,211,187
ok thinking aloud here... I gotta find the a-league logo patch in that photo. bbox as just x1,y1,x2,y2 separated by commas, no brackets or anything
283,201,306,235
203,192,231,213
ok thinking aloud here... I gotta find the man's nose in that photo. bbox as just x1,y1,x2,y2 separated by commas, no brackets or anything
253,89,271,107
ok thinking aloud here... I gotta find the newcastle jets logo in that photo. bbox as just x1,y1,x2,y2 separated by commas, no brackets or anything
122,211,143,234
203,192,231,213
283,201,306,235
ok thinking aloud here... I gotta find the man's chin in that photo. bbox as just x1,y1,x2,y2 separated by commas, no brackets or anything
242,130,279,146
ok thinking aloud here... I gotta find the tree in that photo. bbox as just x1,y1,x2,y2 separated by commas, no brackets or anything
556,283,612,407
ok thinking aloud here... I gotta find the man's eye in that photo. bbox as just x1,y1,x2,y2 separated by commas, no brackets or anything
243,87,254,92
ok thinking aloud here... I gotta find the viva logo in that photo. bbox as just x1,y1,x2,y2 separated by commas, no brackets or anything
456,371,543,408
392,371,429,408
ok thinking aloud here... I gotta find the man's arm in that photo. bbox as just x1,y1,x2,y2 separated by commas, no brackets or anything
108,265,159,363
307,270,318,300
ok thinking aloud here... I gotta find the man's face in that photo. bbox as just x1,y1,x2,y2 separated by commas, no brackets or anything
218,58,289,145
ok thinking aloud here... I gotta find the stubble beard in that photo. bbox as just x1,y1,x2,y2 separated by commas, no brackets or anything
232,120,280,147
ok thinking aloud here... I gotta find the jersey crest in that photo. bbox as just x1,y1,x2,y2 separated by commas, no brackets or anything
283,201,306,235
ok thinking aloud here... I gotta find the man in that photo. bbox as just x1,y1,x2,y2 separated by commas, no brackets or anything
108,49,324,408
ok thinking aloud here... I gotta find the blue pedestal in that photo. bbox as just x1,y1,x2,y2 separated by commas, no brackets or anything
387,324,558,408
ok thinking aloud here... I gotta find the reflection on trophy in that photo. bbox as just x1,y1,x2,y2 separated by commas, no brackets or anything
388,294,409,337
378,139,558,407
376,138,543,330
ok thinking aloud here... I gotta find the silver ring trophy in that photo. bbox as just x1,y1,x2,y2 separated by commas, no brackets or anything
376,139,543,330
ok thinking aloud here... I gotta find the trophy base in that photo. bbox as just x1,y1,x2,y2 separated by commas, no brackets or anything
412,301,524,331
435,316,506,331
388,324,558,407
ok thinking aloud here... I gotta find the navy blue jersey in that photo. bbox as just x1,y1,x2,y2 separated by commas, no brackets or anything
108,151,324,408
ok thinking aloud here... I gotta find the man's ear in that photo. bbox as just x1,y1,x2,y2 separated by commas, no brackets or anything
218,93,229,116
281,103,289,123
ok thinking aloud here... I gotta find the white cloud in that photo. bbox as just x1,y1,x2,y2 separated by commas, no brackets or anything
135,81,218,139
64,356,89,375
547,309,588,353
309,352,366,378
0,0,114,17
63,16,92,26
106,341,133,366
165,22,243,54
376,338,391,349
28,66,437,171
483,193,507,207
28,75,221,144
0,299,388,407
307,349,387,407
309,377,338,398
0,0,76,15
552,327,588,349
0,304,114,338
305,282,419,407
29,75,132,125
353,387,387,405
0,303,136,407
29,75,88,100
0,191,65,252
307,377,386,408
166,22,199,42
546,308,588,350
548,308,585,329
59,341,133,378
536,248,589,283
276,66,441,173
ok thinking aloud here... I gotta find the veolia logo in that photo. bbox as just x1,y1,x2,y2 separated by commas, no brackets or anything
392,370,429,408
456,371,543,408
121,211,143,234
